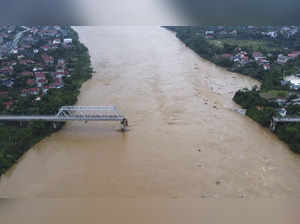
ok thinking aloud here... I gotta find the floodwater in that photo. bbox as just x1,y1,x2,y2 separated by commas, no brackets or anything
0,27,300,223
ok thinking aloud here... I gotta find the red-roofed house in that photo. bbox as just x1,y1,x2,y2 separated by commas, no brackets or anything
50,78,64,88
29,88,39,95
37,78,48,87
222,54,233,60
263,64,271,70
3,101,13,109
0,91,8,97
41,54,54,65
0,66,13,74
41,45,50,51
26,79,35,86
35,72,46,81
21,89,29,97
288,51,300,59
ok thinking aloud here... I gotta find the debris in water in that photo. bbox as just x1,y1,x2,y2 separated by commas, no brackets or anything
233,108,246,115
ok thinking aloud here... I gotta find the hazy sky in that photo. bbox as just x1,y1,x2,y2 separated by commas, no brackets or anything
1,0,300,25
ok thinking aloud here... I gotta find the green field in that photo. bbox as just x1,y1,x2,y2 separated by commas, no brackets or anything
208,39,279,52
260,90,289,99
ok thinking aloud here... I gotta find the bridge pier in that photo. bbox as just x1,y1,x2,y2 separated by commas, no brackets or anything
270,119,277,132
120,118,128,132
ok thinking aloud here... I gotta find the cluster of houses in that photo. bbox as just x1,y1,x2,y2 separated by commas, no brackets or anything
271,97,300,117
277,51,300,64
221,50,271,70
203,26,300,71
204,26,299,40
0,26,74,110
222,48,300,71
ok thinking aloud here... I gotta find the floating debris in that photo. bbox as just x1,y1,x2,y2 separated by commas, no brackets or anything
233,108,246,115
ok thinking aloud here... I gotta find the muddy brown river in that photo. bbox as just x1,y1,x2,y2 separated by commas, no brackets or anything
0,27,300,223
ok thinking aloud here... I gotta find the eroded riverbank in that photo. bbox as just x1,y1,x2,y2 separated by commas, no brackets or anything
0,26,300,223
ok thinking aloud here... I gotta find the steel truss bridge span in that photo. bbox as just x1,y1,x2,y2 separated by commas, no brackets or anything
0,106,128,130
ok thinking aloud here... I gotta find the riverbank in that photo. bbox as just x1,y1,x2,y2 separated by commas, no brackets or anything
0,27,93,176
165,26,300,154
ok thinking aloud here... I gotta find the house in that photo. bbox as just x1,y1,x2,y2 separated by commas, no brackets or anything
222,54,233,60
2,79,14,87
262,31,278,38
230,30,237,35
53,38,61,45
50,78,64,88
29,88,39,95
57,58,65,67
288,51,300,59
3,101,13,109
276,108,287,117
291,98,300,103
11,49,18,54
35,72,46,81
42,86,49,94
263,64,271,70
0,91,8,97
274,99,287,107
55,71,65,79
205,35,214,39
21,71,33,77
54,25,61,30
23,44,32,49
26,79,35,86
41,54,54,65
252,52,263,61
21,89,29,97
205,31,215,35
63,38,72,44
41,45,50,51
277,54,289,64
33,67,43,72
0,66,13,74
268,31,277,38
36,78,48,87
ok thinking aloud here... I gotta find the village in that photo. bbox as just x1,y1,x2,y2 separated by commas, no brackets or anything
201,26,300,118
204,26,300,75
0,26,74,110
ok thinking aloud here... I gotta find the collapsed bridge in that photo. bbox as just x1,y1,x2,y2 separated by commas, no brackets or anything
0,106,128,131
270,116,300,131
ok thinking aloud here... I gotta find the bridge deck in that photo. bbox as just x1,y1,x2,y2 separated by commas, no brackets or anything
0,115,124,122
273,117,300,122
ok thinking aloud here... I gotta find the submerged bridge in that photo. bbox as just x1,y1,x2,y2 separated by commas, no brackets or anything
270,116,300,131
0,106,128,130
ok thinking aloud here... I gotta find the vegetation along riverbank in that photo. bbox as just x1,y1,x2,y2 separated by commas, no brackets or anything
165,26,300,153
0,26,92,175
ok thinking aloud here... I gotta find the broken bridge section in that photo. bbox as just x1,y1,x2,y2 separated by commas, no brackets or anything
0,106,127,130
270,116,300,131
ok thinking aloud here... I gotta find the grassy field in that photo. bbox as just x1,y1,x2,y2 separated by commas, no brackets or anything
208,39,280,52
260,90,289,99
